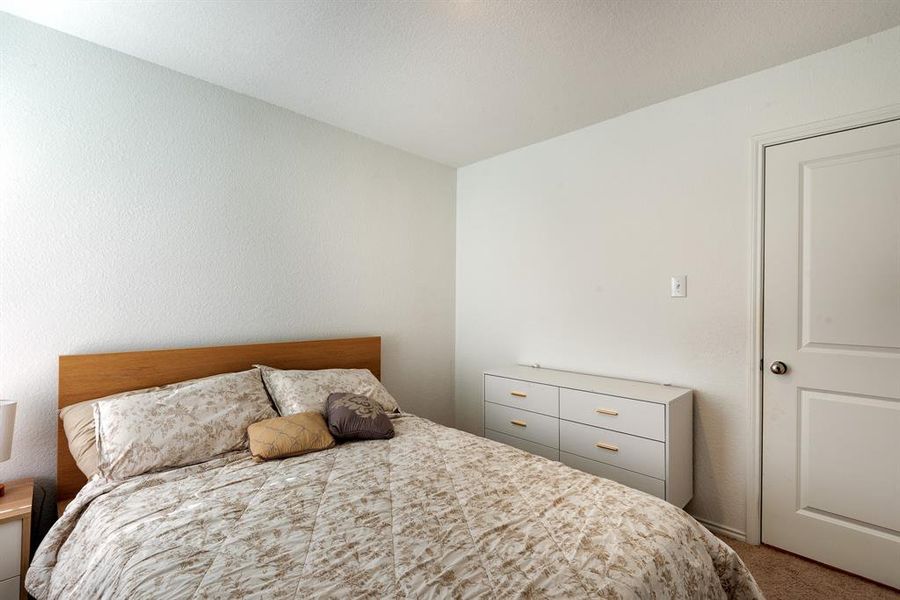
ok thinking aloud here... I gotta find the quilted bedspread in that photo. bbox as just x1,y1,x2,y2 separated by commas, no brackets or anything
28,416,762,599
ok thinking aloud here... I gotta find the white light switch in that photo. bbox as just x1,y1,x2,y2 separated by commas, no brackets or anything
671,275,686,298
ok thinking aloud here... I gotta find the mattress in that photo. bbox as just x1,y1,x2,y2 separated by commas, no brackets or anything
28,415,762,599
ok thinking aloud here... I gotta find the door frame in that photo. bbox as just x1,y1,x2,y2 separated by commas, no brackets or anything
746,103,900,545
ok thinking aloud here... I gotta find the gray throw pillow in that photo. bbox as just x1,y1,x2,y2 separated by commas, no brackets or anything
325,392,394,440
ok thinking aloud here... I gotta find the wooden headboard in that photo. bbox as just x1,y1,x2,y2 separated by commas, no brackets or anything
57,336,381,501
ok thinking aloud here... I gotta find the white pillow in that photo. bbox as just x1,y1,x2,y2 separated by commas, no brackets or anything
257,366,400,417
94,369,276,480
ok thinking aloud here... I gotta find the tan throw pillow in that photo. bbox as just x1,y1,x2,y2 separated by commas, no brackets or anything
59,400,100,478
248,412,335,461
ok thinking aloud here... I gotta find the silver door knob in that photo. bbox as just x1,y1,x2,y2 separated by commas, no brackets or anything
769,361,788,375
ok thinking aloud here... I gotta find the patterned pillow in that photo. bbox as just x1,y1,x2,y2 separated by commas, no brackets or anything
94,369,276,480
257,366,400,416
247,412,335,461
325,393,394,440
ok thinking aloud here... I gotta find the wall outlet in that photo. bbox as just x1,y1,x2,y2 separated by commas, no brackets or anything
671,275,687,298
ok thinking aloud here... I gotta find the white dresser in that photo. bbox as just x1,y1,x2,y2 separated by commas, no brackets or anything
483,366,693,507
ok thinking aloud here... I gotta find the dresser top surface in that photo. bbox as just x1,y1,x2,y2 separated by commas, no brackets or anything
484,366,691,404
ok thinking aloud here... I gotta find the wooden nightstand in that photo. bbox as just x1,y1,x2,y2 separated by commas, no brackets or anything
0,479,33,600
56,497,73,518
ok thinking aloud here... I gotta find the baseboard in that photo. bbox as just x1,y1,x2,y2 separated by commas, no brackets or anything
695,517,747,542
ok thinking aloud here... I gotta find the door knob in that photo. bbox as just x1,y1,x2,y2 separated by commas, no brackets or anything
769,361,788,375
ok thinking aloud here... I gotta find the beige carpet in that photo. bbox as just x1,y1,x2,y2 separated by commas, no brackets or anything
718,536,899,599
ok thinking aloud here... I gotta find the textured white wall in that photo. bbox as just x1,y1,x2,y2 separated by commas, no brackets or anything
456,26,900,536
0,14,456,495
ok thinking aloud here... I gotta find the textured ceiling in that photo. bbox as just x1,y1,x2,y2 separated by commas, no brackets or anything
3,1,900,166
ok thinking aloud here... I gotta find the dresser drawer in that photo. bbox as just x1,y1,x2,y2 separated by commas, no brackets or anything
0,520,20,581
560,420,664,479
560,388,665,441
486,429,559,461
484,402,559,449
0,576,18,600
561,452,665,499
484,375,559,417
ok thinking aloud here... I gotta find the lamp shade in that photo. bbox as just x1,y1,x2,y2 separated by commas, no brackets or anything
0,401,15,462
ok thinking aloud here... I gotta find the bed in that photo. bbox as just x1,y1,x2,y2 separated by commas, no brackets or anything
28,337,762,599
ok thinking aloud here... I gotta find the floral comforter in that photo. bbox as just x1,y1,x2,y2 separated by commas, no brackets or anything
28,416,762,599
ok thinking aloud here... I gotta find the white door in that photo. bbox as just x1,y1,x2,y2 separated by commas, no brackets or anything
762,118,900,588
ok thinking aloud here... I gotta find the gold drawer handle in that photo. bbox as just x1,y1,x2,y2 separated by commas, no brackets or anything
510,391,527,398
595,408,618,416
510,419,527,427
595,442,619,452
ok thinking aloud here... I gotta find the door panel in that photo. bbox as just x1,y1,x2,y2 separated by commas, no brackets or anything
799,389,899,532
802,145,900,350
762,119,900,589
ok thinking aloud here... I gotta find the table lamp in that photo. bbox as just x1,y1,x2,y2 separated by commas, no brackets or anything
0,400,16,497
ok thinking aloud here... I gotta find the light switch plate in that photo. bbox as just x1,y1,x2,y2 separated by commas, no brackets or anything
671,275,686,298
